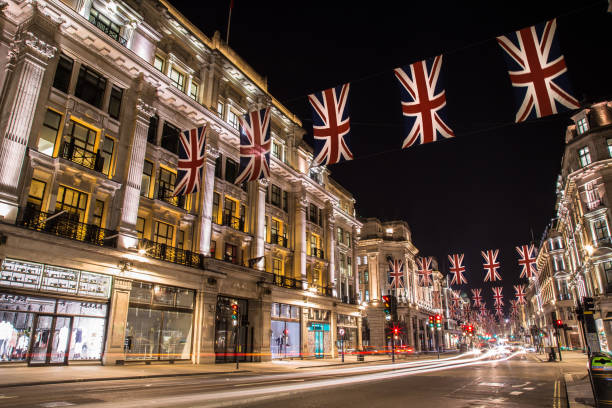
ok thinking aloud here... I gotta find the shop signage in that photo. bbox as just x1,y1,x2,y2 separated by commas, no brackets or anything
308,323,330,331
1,259,112,299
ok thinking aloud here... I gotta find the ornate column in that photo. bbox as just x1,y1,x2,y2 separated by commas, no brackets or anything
252,178,268,269
103,277,132,365
0,32,55,222
198,145,219,255
369,253,379,301
294,191,308,285
326,204,336,296
352,225,359,300
118,99,156,249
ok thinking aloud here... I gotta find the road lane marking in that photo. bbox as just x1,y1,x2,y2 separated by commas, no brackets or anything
39,403,75,407
0,395,17,399
523,387,535,390
512,382,530,387
233,379,306,387
479,382,504,387
510,391,523,396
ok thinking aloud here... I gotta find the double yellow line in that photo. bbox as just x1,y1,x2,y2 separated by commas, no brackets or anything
553,379,562,408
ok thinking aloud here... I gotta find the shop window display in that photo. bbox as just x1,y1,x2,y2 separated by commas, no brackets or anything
270,303,301,359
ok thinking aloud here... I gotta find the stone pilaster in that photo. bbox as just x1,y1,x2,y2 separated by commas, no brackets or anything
252,178,268,269
326,205,336,296
117,99,156,249
198,288,219,364
294,192,307,285
198,145,219,255
0,32,55,222
103,277,132,365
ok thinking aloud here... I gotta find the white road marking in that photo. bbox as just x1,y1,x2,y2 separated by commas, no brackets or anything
233,379,306,387
489,398,507,403
523,387,535,390
0,395,17,399
39,403,75,407
510,391,523,396
512,382,530,388
479,382,505,387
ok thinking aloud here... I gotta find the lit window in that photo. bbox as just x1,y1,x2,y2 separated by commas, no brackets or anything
154,221,174,246
27,179,46,211
216,101,224,118
108,86,123,120
153,55,164,72
136,217,145,240
190,82,199,101
227,110,240,130
141,160,153,198
272,141,281,160
38,109,61,156
578,146,591,168
607,139,612,158
170,68,185,91
100,137,115,176
577,117,589,135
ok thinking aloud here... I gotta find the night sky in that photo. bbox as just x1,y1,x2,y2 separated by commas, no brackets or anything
171,0,612,312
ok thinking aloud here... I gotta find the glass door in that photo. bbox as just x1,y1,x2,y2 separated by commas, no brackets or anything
29,315,73,365
314,330,324,358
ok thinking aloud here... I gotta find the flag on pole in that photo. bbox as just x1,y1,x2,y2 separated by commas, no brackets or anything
235,108,272,184
497,18,579,122
173,125,207,197
393,55,454,148
308,83,353,166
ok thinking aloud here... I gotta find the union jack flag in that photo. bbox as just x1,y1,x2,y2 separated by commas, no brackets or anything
173,125,207,197
388,258,404,289
514,284,526,304
471,288,483,307
516,244,538,279
235,108,271,184
480,304,488,316
308,83,353,166
482,249,502,282
495,305,504,317
448,253,467,285
510,299,519,315
416,257,433,286
497,19,579,123
492,286,504,307
393,55,454,148
451,290,461,308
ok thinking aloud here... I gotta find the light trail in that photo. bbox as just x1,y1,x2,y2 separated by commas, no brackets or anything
80,349,522,408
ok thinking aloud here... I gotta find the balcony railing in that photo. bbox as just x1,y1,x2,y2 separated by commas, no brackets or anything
270,234,288,248
60,141,104,173
223,253,239,265
310,247,324,259
273,274,303,290
88,14,128,46
140,239,205,269
156,186,186,209
17,207,116,247
342,296,359,305
222,214,246,233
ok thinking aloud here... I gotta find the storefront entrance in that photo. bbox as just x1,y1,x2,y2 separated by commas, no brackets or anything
314,327,325,358
29,315,72,365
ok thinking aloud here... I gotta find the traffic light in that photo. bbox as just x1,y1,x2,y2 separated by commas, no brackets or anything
231,303,239,326
428,315,434,329
554,319,563,329
393,326,400,337
435,314,442,330
382,296,391,321
466,325,473,336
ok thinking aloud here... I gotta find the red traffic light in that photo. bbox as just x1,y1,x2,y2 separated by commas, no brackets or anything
393,327,399,335
555,319,563,328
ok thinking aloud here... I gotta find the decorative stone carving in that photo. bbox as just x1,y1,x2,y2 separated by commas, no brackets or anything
136,98,156,118
16,31,57,60
205,144,220,160
257,178,269,189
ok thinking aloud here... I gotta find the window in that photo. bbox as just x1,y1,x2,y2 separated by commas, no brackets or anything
27,179,46,211
216,101,224,119
63,120,98,169
309,203,318,224
593,219,610,245
100,137,115,176
282,191,288,212
309,168,322,184
53,55,73,93
141,160,153,197
92,199,104,227
157,167,176,201
345,231,351,247
363,256,368,265
585,181,600,210
75,65,106,109
190,82,199,101
272,258,283,275
147,115,159,144
310,234,319,253
271,218,281,242
214,154,222,178
136,217,145,240
212,192,220,224
608,139,612,158
210,240,216,257
225,158,239,183
224,243,237,264
227,110,239,130
347,256,352,276
337,227,343,244
272,141,282,160
38,109,62,156
177,230,185,250
271,185,281,207
578,146,591,168
88,8,125,45
56,185,88,223
108,86,123,120
603,261,612,293
161,121,180,154
577,117,589,135
339,253,347,275
318,208,323,227
153,55,164,72
170,68,185,92
154,221,174,246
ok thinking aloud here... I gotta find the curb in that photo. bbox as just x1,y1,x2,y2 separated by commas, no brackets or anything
0,370,250,388
564,373,595,408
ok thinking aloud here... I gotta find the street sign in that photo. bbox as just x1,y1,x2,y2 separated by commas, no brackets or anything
339,328,345,337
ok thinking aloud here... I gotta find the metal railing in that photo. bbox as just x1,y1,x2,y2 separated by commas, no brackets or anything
156,186,186,208
17,207,116,247
270,234,288,248
88,15,128,46
272,274,303,290
60,141,104,172
310,247,324,259
140,239,205,268
222,214,246,232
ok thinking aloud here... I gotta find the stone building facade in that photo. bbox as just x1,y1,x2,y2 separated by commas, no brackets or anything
356,218,444,352
0,0,362,365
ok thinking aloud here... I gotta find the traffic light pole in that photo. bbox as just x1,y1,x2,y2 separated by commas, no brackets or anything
235,324,240,370
391,331,395,363
555,327,562,362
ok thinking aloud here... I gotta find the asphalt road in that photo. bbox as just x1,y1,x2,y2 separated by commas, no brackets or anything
0,353,566,408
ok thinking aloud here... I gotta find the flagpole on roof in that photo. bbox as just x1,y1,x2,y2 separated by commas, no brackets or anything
226,0,234,45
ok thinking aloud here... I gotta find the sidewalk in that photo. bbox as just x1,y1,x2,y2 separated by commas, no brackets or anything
532,350,595,408
0,353,416,388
